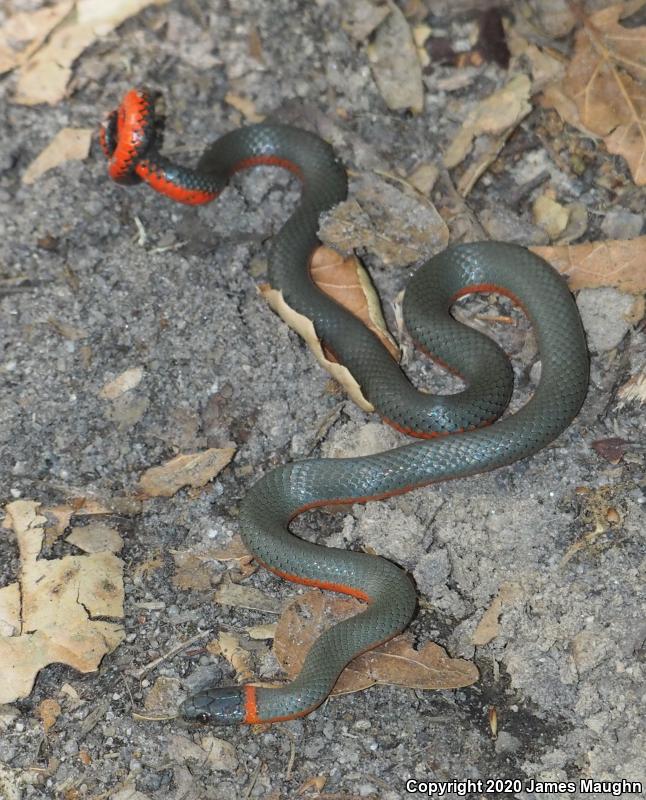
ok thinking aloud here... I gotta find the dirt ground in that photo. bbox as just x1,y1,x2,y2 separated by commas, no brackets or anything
0,1,645,799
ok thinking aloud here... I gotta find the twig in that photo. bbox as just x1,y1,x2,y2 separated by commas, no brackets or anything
127,629,211,680
283,728,297,780
509,168,551,205
244,762,262,799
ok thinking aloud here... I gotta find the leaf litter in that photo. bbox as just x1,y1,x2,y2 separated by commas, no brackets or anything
0,501,124,705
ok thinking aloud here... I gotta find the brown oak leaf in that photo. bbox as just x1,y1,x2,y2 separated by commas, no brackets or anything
546,3,646,185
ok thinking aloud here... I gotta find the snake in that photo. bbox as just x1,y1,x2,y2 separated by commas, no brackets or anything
101,88,589,725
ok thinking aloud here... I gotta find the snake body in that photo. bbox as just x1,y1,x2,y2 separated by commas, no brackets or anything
101,89,589,724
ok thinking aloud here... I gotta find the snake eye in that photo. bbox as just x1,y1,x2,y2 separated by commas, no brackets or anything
195,712,211,724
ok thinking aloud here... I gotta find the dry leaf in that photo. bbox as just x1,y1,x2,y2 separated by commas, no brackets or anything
274,591,478,695
143,675,181,714
297,776,327,795
137,448,235,497
309,245,399,359
42,498,114,545
407,163,439,195
99,367,144,400
66,523,123,554
247,623,276,640
22,128,92,185
545,4,646,185
444,74,532,169
169,550,212,591
37,698,61,732
616,370,646,408
0,501,124,704
367,1,424,113
15,0,171,105
261,283,374,413
209,632,255,682
198,735,239,772
213,577,281,614
208,534,253,571
321,175,449,266
506,25,566,90
531,235,646,293
171,540,254,591
224,92,264,123
472,583,522,646
165,732,238,772
0,1,73,75
591,437,632,464
558,202,589,244
274,592,373,694
350,637,479,689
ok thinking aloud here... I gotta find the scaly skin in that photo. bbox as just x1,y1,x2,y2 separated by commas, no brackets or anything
101,89,589,724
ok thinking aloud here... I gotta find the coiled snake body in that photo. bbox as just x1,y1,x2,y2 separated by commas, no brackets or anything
101,89,589,724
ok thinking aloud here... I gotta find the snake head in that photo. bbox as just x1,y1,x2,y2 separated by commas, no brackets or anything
181,686,245,725
100,87,159,185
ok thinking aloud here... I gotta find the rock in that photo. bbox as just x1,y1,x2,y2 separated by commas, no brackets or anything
576,288,634,352
600,209,644,240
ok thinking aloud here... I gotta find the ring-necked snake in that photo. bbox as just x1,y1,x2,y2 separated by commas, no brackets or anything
101,88,589,725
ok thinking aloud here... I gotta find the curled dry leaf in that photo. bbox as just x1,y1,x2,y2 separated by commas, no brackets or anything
444,74,532,169
367,1,424,113
99,367,144,400
309,245,399,360
261,283,374,413
274,591,478,696
506,25,566,91
543,3,646,185
22,128,92,185
0,501,124,704
531,235,646,294
260,246,399,411
209,632,255,683
137,447,235,498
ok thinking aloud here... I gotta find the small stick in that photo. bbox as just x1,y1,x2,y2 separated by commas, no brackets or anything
509,169,550,205
127,630,211,680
